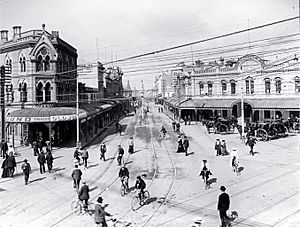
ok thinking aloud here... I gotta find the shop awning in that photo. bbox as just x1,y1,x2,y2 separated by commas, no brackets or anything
6,107,87,123
251,97,300,109
180,99,234,109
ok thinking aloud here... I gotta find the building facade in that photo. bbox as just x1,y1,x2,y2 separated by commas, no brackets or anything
165,54,300,122
0,25,128,147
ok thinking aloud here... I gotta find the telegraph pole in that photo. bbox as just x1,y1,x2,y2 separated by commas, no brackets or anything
0,66,6,142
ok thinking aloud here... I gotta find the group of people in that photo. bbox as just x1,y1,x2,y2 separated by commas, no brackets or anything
73,147,89,169
183,115,192,125
172,121,181,132
1,152,16,178
37,149,54,174
214,138,229,156
177,135,190,156
157,106,164,113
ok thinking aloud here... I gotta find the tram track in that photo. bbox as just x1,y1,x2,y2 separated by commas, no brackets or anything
19,115,137,227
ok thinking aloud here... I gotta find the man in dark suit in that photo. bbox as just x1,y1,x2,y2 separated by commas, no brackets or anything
78,181,89,209
218,186,230,227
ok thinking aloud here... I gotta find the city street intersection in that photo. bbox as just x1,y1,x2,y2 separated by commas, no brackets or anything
0,104,299,227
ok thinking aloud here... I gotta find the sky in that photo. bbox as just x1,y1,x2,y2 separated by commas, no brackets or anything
0,0,299,89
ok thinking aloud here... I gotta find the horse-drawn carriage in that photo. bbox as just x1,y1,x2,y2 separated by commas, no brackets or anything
235,121,289,141
204,117,237,134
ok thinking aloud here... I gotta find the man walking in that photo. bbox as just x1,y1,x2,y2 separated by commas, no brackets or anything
172,121,176,132
128,137,134,154
183,136,190,156
188,115,191,125
215,139,222,156
1,140,8,158
117,145,124,166
246,136,257,156
78,181,90,209
81,148,89,169
94,197,111,226
100,142,106,161
21,159,31,185
218,186,230,227
37,151,46,174
45,150,54,172
71,164,82,190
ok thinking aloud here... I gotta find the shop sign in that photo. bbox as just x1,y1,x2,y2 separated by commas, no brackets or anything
50,114,77,122
7,116,49,122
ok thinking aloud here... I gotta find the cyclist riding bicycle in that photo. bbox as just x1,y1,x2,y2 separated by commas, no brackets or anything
160,126,167,138
118,164,129,190
135,175,146,204
199,160,212,185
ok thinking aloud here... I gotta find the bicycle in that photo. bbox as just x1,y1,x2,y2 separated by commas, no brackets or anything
71,199,93,215
120,177,129,197
131,189,150,211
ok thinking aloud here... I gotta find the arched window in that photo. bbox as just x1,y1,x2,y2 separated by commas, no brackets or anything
22,83,27,102
230,79,236,94
36,47,51,72
44,55,50,71
199,82,204,95
36,82,43,102
295,77,300,93
221,80,227,94
264,78,271,94
245,77,254,94
6,58,12,73
275,77,281,93
36,55,43,72
45,82,51,101
20,57,24,72
23,57,26,72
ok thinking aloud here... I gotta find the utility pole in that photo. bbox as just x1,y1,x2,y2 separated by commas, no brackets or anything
0,66,5,143
76,72,80,148
177,76,181,122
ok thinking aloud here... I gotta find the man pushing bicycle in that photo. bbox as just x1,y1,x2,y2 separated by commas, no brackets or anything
135,175,146,204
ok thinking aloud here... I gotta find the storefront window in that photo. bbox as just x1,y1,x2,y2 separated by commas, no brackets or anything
295,77,300,93
275,78,281,93
199,83,204,95
208,82,213,95
221,80,227,94
230,80,236,94
265,79,271,94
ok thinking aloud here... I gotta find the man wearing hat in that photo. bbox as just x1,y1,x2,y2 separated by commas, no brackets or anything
218,186,230,227
94,196,111,226
21,159,31,185
78,181,89,209
215,139,222,156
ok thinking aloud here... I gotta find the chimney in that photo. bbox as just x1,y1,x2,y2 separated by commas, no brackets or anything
12,26,21,39
52,31,59,38
0,30,8,44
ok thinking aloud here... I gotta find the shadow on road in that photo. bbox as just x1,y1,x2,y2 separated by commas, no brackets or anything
207,177,217,187
88,163,99,168
30,177,46,183
238,166,244,173
51,167,65,173
146,197,157,205
89,186,98,192
53,156,64,160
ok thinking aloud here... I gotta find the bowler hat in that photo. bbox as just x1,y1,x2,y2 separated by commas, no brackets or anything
97,197,103,203
220,186,226,191
24,159,27,162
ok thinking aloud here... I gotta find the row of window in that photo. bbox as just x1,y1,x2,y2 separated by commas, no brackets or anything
198,77,300,95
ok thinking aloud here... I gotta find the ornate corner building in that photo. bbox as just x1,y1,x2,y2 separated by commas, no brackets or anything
164,54,300,122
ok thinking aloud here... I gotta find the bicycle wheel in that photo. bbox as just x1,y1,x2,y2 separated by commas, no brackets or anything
131,196,140,211
71,201,82,215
